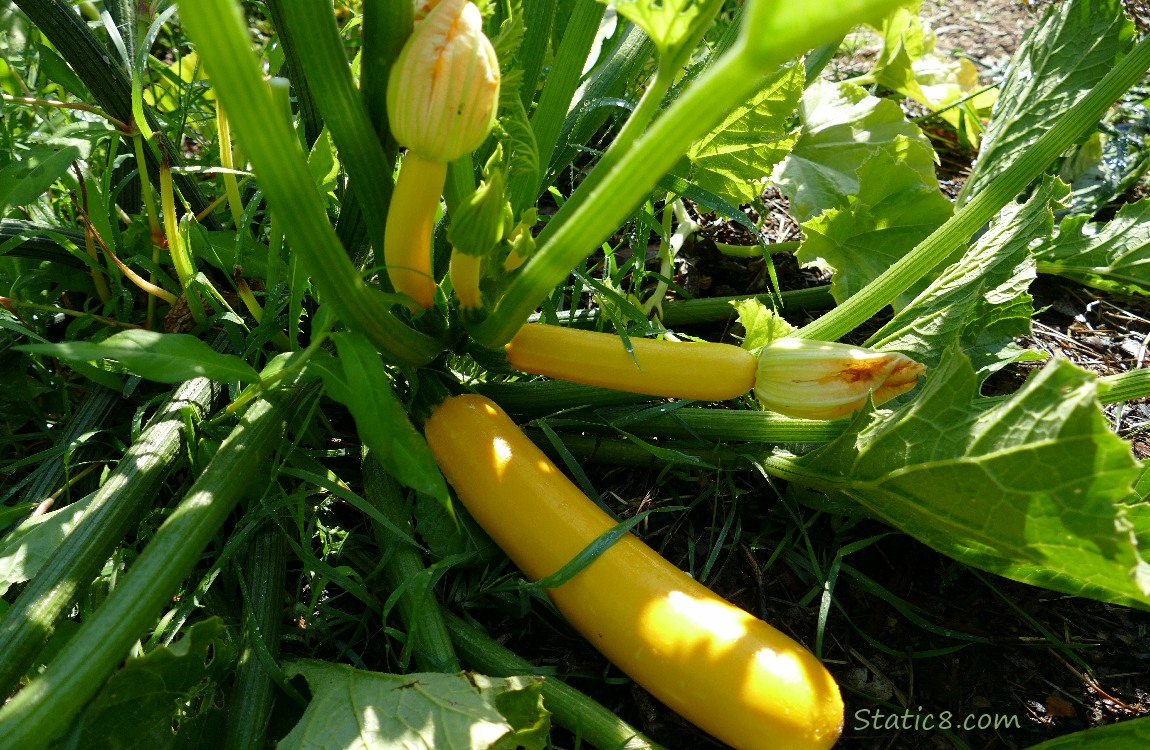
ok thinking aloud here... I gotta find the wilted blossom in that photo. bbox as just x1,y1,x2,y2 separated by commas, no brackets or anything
387,0,500,163
754,339,926,420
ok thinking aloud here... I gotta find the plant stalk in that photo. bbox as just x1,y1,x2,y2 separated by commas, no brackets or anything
222,517,289,750
0,381,311,749
445,612,670,750
798,32,1150,343
0,374,220,697
474,0,897,347
176,0,445,366
363,452,461,673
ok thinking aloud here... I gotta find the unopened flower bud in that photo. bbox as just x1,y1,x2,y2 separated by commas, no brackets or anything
754,339,926,420
448,149,508,256
388,0,500,163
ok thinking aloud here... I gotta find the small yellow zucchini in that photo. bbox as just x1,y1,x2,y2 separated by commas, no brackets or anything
384,153,445,310
504,324,757,401
424,394,844,750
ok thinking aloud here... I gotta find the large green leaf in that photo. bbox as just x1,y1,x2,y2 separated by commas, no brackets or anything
18,330,262,385
686,61,803,207
956,0,1134,206
797,149,953,309
73,618,234,750
1031,199,1150,295
280,662,548,750
316,332,449,504
771,79,939,222
866,178,1061,376
791,348,1150,610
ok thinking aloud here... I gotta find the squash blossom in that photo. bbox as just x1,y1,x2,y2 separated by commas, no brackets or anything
384,0,500,309
754,339,926,420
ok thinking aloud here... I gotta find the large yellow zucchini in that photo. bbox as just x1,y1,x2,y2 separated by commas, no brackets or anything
424,394,843,750
504,324,757,401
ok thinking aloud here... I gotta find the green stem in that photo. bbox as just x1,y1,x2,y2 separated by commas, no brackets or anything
525,429,750,468
223,518,289,750
507,0,604,213
797,32,1150,343
477,58,759,346
444,612,670,750
547,22,655,186
278,0,396,260
547,406,846,444
264,0,324,147
177,0,444,366
525,288,833,329
714,240,801,258
533,63,677,256
363,452,461,673
1098,368,1150,405
17,385,118,506
0,374,219,697
474,0,894,347
0,381,310,750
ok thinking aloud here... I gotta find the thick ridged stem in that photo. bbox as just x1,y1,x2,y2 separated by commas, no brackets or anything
363,452,461,673
0,382,310,750
0,374,220,696
223,518,289,750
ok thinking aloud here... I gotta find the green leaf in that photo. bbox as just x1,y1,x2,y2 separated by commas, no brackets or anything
74,618,234,750
867,178,1062,376
794,348,1149,610
321,332,450,504
798,149,953,309
18,330,262,384
866,4,929,104
772,79,940,222
731,298,794,354
279,662,548,750
1022,717,1150,749
866,2,992,147
609,0,723,64
0,494,94,596
190,228,269,280
0,142,83,214
0,503,34,534
1032,199,1150,295
957,0,1134,206
686,61,803,207
308,127,341,201
34,40,91,100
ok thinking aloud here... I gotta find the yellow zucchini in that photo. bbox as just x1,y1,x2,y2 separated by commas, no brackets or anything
504,324,757,401
424,394,844,750
384,152,445,310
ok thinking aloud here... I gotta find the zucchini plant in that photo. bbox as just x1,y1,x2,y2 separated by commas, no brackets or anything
3,0,1150,748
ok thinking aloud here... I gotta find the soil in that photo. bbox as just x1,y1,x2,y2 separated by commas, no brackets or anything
515,3,1150,750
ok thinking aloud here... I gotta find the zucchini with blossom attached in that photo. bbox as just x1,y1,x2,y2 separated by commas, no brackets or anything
384,0,500,310
424,394,844,750
504,323,926,419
